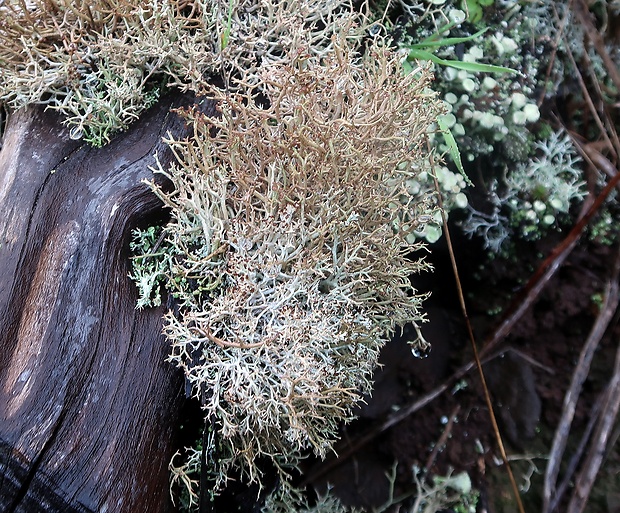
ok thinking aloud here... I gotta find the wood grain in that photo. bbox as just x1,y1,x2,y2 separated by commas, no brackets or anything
0,95,201,512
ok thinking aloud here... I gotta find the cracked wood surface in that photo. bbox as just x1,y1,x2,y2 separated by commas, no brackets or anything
0,96,194,512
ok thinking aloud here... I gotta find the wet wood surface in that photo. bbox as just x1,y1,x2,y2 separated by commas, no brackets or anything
0,96,195,512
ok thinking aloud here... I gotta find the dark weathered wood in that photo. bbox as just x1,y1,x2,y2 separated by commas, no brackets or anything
0,96,196,512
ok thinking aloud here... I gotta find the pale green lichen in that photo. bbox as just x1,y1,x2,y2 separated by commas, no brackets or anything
128,23,443,501
461,130,585,251
0,0,362,145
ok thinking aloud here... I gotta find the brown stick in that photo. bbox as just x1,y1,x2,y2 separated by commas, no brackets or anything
543,246,620,513
567,321,620,513
574,0,620,94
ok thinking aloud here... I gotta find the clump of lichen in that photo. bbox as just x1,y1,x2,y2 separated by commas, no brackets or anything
461,130,585,252
0,0,360,145
378,0,547,244
396,0,544,167
135,34,441,495
386,0,597,252
0,0,176,145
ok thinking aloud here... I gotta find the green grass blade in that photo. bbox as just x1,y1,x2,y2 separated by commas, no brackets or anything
437,58,517,74
437,116,472,186
408,49,517,74
220,0,234,51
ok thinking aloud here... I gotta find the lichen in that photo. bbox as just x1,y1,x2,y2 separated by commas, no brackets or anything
0,0,362,145
133,34,441,494
461,130,585,251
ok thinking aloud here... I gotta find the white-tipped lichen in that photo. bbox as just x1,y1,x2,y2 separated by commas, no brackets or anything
0,0,362,145
462,130,585,251
132,34,441,493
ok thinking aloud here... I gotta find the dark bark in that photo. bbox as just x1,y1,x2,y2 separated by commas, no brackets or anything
0,95,198,512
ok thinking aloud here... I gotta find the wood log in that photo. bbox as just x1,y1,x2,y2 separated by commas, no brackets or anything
0,95,198,512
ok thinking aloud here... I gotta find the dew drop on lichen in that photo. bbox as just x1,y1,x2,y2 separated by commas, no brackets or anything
411,345,431,358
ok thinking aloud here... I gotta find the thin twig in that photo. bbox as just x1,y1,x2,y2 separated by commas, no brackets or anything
543,245,620,513
577,40,620,158
551,391,605,511
574,0,620,93
563,28,618,158
579,140,620,181
504,347,556,375
567,324,620,513
430,152,525,513
423,404,461,473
